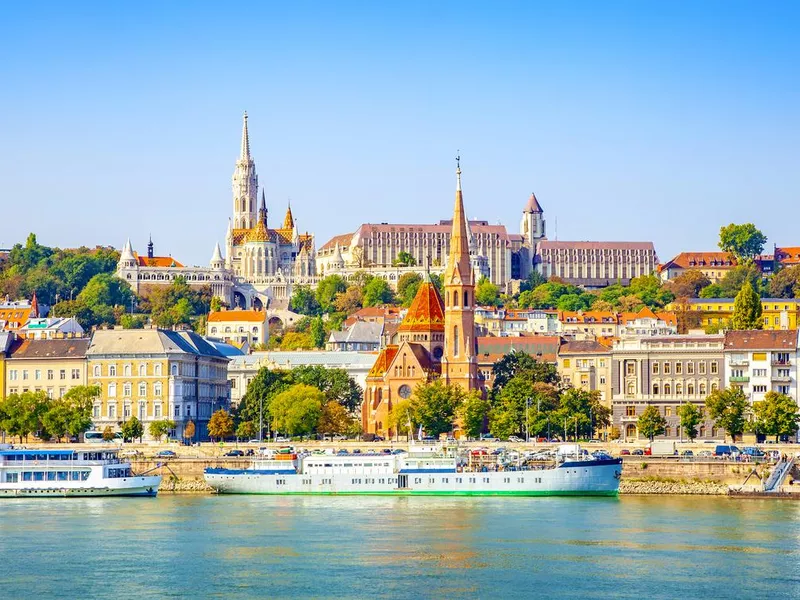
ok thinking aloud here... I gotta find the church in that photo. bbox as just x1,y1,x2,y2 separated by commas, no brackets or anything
362,162,479,438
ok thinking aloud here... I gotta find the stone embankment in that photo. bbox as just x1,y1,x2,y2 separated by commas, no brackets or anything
619,479,730,495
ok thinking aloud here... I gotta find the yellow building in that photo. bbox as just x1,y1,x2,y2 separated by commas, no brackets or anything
679,298,800,331
86,329,230,441
207,309,268,347
4,338,89,399
557,339,613,409
0,332,13,400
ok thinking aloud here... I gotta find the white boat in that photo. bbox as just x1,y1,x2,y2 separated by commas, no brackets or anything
204,444,622,497
0,448,162,497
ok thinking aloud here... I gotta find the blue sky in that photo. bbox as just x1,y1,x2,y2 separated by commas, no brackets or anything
1,1,798,266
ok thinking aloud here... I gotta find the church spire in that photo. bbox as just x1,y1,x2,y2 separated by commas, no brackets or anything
283,201,295,230
240,111,251,161
446,154,472,284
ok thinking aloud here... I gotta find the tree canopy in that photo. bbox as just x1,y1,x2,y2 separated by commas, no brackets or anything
732,280,763,330
705,387,748,442
718,223,767,261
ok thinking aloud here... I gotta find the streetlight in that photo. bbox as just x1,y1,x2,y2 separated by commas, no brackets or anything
258,394,263,443
525,397,531,443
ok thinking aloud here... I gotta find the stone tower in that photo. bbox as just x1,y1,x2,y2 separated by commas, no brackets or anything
520,192,546,246
232,112,259,230
442,160,478,391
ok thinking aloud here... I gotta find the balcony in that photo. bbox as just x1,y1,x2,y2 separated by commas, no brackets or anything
771,375,792,383
729,360,749,367
772,359,791,366
729,376,750,383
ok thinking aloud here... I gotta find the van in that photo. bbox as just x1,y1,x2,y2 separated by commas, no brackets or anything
714,445,740,457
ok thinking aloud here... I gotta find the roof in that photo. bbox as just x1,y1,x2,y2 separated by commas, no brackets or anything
18,317,84,333
405,342,436,372
619,307,677,326
354,221,511,240
8,338,90,359
661,251,737,270
558,339,611,355
133,253,185,268
524,192,543,213
398,281,445,333
330,321,383,345
86,329,228,359
685,298,800,305
263,350,378,370
0,306,34,330
319,233,355,252
367,345,399,378
723,330,798,351
775,247,800,265
208,310,267,323
538,241,655,251
560,311,619,324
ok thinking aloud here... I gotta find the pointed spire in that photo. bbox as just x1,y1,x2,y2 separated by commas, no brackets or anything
120,238,135,262
30,291,39,318
283,201,295,230
240,111,251,160
226,218,233,238
446,155,471,283
524,192,543,213
147,235,154,259
260,189,266,213
211,242,224,265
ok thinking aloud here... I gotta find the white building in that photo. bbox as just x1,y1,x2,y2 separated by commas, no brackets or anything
18,317,84,340
207,309,269,348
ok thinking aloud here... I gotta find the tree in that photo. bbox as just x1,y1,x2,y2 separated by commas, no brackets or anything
208,409,234,441
388,397,417,439
183,420,196,443
393,251,417,267
280,331,315,350
677,403,702,441
705,387,748,442
413,380,465,438
102,425,116,442
719,264,763,298
732,280,763,330
317,401,352,439
78,272,132,309
664,270,712,298
235,368,293,433
0,391,49,442
672,298,703,334
333,286,363,314
121,415,144,442
752,391,800,442
637,406,667,442
769,265,800,299
148,420,175,442
719,223,767,262
291,365,363,412
316,275,348,313
489,351,560,404
289,285,321,316
362,278,394,307
310,316,326,348
522,270,547,292
236,421,256,440
397,272,422,307
627,275,674,308
269,384,325,437
699,283,725,299
459,391,489,439
475,276,500,307
120,314,146,329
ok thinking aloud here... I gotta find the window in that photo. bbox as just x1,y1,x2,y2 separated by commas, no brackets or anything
109,365,117,377
626,362,635,375
154,404,162,418
22,370,28,380
124,404,131,418
563,359,571,368
186,405,192,417
699,383,707,395
626,405,636,417
109,404,116,419
753,369,767,377
93,365,100,377
699,362,706,375
138,383,147,397
123,383,132,397
664,383,672,395
652,383,660,395
139,364,146,376
663,363,671,375
652,363,659,375
93,405,100,418
35,369,41,380
171,364,178,376
9,370,17,381
124,364,131,377
753,385,767,393
675,362,682,375
710,361,718,375
688,383,695,395
47,370,54,380
154,364,162,376
108,383,117,397
711,382,718,391
599,376,606,385
676,383,683,395
70,369,78,379
686,362,694,375
139,402,146,419
154,382,162,397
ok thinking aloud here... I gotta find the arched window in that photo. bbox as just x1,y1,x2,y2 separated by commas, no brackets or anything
108,383,117,397
93,365,101,377
699,383,707,395
453,326,460,357
676,383,683,395
627,382,635,395
464,291,469,307
699,425,706,437
124,364,131,377
664,426,671,438
154,382,162,397
109,365,117,377
211,327,217,334
139,364,146,376
652,383,659,395
711,382,718,392
123,382,132,397
154,364,162,377
138,382,147,397
171,364,178,376
453,291,459,307
664,383,671,395
688,383,695,395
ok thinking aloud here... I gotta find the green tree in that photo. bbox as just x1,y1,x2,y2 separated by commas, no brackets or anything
627,274,674,308
316,275,348,313
333,286,363,314
769,265,800,299
0,391,49,442
393,251,417,267
289,285,322,316
752,391,800,442
310,316,326,348
556,293,593,312
732,280,763,330
719,223,767,261
120,314,146,329
121,415,144,442
475,276,500,307
489,351,560,404
317,401,352,439
397,272,422,307
664,270,712,298
291,365,362,412
699,283,725,299
705,387,748,442
677,403,702,441
148,419,175,442
78,272,132,308
236,421,256,440
521,270,547,292
413,380,465,438
388,397,417,438
637,406,667,442
280,331,315,350
459,391,489,439
719,264,764,298
269,384,325,437
208,409,235,441
235,369,293,432
363,278,394,307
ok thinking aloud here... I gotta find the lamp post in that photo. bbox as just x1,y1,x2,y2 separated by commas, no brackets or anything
258,394,263,443
525,398,530,443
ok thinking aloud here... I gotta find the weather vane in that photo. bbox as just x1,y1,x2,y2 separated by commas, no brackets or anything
456,151,460,169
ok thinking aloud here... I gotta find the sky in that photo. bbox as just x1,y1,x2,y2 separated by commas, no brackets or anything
1,1,798,267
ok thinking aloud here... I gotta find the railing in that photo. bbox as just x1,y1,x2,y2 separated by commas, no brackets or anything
729,376,750,383
771,359,791,366
764,458,794,492
771,375,792,383
729,360,749,367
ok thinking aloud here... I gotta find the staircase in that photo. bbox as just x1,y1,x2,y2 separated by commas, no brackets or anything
763,459,794,493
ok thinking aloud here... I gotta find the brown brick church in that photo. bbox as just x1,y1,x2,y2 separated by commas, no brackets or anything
362,163,479,437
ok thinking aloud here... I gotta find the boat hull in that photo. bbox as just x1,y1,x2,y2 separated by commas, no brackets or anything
0,475,162,498
205,460,622,497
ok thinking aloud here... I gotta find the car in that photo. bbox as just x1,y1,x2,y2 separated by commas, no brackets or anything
479,434,497,442
247,439,263,443
681,450,694,457
391,449,406,455
507,436,524,443
155,450,177,458
619,449,631,456
336,449,349,455
741,447,765,458
591,451,613,460
714,445,741,458
352,449,362,454
372,436,385,442
119,449,142,458
697,450,713,458
631,449,644,456
274,436,290,443
331,434,347,441
382,448,393,454
224,450,245,457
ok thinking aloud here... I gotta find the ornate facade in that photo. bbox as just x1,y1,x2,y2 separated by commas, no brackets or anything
362,164,478,437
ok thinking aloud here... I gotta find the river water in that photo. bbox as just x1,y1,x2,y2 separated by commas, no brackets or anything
1,495,798,599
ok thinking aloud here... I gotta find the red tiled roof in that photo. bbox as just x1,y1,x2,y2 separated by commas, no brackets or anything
775,247,800,265
319,233,354,252
558,339,611,355
723,330,798,350
398,282,445,333
367,345,399,378
0,307,33,331
133,253,185,268
208,310,267,323
661,251,737,270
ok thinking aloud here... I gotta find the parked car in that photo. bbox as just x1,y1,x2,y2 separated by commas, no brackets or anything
119,449,142,458
331,434,347,441
631,449,644,456
714,445,741,458
741,447,765,458
479,434,497,442
681,450,694,457
155,450,177,458
591,451,613,460
507,436,524,443
697,450,713,458
274,436,290,443
619,449,631,456
224,450,245,457
372,436,385,442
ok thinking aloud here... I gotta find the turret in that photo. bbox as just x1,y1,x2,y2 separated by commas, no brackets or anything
231,111,259,229
210,242,225,270
520,192,546,245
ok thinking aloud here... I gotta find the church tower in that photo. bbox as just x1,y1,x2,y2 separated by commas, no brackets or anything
232,112,259,230
520,192,546,246
442,159,478,391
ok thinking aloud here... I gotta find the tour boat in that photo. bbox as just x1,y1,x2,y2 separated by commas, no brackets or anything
204,444,622,496
0,448,162,497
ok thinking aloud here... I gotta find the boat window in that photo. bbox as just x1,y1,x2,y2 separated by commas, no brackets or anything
23,472,32,481
70,471,80,481
6,473,18,482
33,472,45,481
57,472,68,481
46,472,56,481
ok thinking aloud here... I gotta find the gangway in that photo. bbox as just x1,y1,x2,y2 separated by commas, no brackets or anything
763,458,794,493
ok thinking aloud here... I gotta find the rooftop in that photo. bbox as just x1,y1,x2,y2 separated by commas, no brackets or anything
724,330,798,351
8,338,90,359
208,310,267,323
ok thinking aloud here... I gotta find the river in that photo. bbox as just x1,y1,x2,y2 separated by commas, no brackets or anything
1,495,798,599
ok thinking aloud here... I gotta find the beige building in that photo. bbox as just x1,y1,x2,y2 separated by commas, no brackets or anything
5,338,90,399
557,339,613,408
86,329,230,441
536,241,658,288
207,309,269,347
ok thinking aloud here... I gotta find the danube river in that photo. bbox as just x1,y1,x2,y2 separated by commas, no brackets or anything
1,495,798,599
